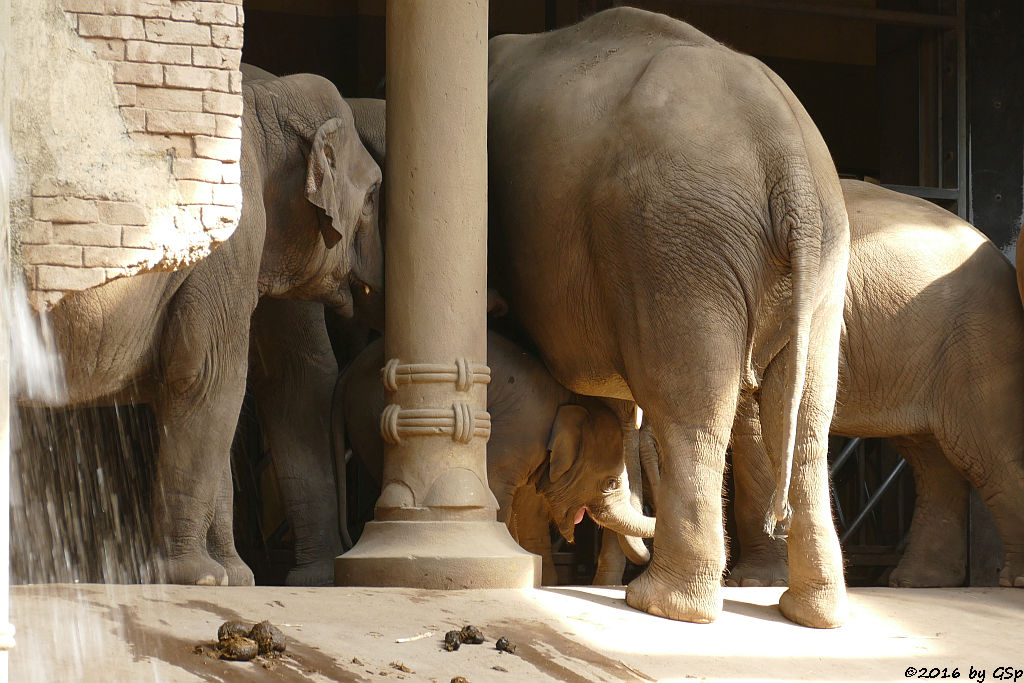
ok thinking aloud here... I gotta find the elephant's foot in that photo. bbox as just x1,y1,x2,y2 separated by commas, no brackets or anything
998,551,1024,588
725,551,789,587
208,545,256,586
889,556,964,588
157,551,229,586
625,565,722,623
219,557,255,586
778,580,847,628
286,559,335,587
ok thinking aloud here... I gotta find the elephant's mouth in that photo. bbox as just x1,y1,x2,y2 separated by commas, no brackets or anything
331,275,378,319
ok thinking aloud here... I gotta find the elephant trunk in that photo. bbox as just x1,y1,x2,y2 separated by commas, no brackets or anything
617,533,651,565
588,494,656,539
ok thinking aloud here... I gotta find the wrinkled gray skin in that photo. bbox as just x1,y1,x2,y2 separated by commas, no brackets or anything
31,72,383,586
487,8,850,627
335,331,654,585
238,64,386,586
727,180,1024,589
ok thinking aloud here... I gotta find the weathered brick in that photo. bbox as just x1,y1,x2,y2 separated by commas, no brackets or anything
97,200,148,225
211,183,242,207
214,114,241,139
193,135,240,162
210,25,242,49
51,222,123,247
23,265,37,290
125,40,191,65
170,2,237,25
119,106,147,131
147,109,216,135
136,86,203,111
63,0,104,12
228,70,242,93
138,133,193,156
31,290,67,312
22,244,84,267
145,18,211,45
173,157,223,183
206,225,236,243
236,5,244,22
202,90,241,116
121,226,157,248
85,37,125,61
192,45,239,70
174,206,205,233
112,61,163,86
78,14,144,40
20,221,53,244
164,64,229,91
115,83,136,106
105,0,172,18
220,162,240,184
33,197,100,223
177,180,215,204
83,246,156,268
31,180,63,197
37,265,107,291
201,204,239,230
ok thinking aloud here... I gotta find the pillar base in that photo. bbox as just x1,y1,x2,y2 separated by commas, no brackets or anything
335,520,540,589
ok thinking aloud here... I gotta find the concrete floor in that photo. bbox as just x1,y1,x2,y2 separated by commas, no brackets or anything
9,584,1024,682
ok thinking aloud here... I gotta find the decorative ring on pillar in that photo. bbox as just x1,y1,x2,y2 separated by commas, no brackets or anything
381,358,490,393
379,402,491,445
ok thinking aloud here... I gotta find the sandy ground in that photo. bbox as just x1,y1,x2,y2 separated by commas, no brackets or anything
9,584,1024,682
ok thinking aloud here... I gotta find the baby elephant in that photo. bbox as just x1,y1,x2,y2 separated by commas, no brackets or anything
335,331,655,583
728,179,1024,589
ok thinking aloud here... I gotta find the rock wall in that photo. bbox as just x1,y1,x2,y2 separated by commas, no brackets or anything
9,0,244,310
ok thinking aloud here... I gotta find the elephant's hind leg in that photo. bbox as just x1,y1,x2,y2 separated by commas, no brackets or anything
726,396,789,587
887,436,968,588
759,343,847,628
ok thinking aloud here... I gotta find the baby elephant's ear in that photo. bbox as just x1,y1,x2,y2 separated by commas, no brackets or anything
547,404,590,483
305,117,349,248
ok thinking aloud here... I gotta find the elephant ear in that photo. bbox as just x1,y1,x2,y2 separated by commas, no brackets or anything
547,404,590,484
305,117,350,249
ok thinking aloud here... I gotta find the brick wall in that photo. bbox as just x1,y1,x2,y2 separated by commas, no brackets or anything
11,0,245,310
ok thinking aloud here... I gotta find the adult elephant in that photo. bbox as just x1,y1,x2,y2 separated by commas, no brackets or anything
237,64,386,586
336,330,654,585
725,180,1024,589
487,8,850,627
32,73,383,586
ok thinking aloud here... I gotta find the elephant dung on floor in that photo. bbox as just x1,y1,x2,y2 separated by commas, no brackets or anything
487,7,851,626
25,73,382,586
335,331,655,585
725,179,1024,590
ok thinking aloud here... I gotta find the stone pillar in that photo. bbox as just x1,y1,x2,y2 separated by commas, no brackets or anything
335,0,538,589
1,0,16,674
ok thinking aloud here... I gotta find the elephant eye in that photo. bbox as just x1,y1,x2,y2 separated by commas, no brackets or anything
603,477,620,492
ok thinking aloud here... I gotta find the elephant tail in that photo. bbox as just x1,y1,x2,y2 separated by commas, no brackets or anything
764,160,824,540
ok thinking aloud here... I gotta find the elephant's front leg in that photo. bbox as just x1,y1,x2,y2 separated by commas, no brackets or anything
207,461,256,585
150,280,255,585
250,298,342,587
726,396,789,587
